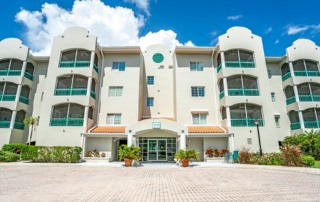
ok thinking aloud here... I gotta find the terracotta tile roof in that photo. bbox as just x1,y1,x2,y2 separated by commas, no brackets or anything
141,117,176,122
187,126,227,133
89,126,126,133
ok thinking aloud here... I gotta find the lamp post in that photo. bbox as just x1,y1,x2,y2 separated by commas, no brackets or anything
254,120,263,155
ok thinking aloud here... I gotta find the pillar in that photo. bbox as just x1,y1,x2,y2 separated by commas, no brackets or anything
223,77,228,96
229,134,235,152
83,106,89,128
226,106,231,127
293,85,300,102
86,77,92,96
221,51,226,68
81,134,86,159
21,61,27,76
180,131,186,149
90,51,95,69
298,111,305,130
10,110,17,129
15,84,22,102
289,62,294,77
127,130,133,146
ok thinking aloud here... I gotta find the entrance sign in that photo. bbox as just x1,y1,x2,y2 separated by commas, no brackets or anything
152,122,161,129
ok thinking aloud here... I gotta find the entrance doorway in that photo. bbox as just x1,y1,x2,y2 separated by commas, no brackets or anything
148,139,167,161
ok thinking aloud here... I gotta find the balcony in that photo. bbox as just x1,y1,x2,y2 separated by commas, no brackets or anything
286,96,296,105
228,88,259,96
93,64,98,73
0,121,10,128
0,94,16,101
282,72,291,81
217,64,222,73
294,70,320,77
290,122,301,130
219,91,225,100
231,118,264,127
299,95,320,102
59,61,90,68
14,122,24,130
0,70,21,76
24,72,34,81
90,90,96,99
50,118,84,126
19,96,29,104
225,61,255,68
304,121,320,129
55,88,87,96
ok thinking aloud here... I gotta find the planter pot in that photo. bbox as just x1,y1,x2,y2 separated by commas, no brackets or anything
181,159,189,167
124,159,133,167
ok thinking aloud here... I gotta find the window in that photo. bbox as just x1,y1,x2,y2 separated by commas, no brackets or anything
108,87,123,96
192,113,207,125
107,114,121,125
112,62,126,71
191,87,205,97
247,138,252,145
274,115,280,127
147,76,154,85
267,70,272,79
147,97,154,106
190,62,203,71
271,92,276,102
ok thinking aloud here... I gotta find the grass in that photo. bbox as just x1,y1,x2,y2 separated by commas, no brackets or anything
312,161,320,168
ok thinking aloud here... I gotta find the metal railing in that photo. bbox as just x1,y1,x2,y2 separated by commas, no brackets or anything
19,96,29,104
14,122,24,130
282,72,291,81
50,118,84,126
0,70,22,76
55,88,87,96
0,94,16,101
304,121,320,129
225,61,255,68
0,121,10,128
59,61,90,68
24,72,34,81
228,88,259,96
290,122,301,130
286,96,296,105
299,95,320,102
231,118,264,127
294,70,320,77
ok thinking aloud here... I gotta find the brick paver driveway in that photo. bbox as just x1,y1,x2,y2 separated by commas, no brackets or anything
0,163,319,202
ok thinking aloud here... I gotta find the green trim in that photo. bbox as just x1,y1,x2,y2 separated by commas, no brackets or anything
152,53,164,63
0,70,22,76
231,118,264,127
217,64,222,73
0,121,10,128
19,96,29,104
290,122,301,130
55,88,87,96
0,94,16,101
219,91,225,100
282,72,291,81
286,96,296,105
24,72,34,81
225,61,255,68
14,122,24,130
228,88,259,96
50,118,84,126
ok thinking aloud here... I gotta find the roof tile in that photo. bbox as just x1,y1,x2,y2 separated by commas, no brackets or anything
187,126,226,133
90,126,126,133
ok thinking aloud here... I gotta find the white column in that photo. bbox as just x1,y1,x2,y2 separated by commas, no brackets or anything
221,51,226,68
226,106,231,127
127,130,133,146
10,110,17,129
21,61,27,76
293,85,300,102
90,51,95,69
180,131,186,149
15,84,22,102
86,77,92,96
223,77,228,96
83,106,89,128
229,134,235,152
298,111,305,130
82,135,86,160
289,62,294,76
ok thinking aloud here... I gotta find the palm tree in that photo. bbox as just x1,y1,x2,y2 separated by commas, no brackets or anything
23,116,37,145
302,130,320,156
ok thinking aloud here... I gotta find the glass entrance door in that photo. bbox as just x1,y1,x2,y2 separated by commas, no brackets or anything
148,139,167,161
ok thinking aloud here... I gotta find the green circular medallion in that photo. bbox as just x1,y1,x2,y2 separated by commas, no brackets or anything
152,53,164,63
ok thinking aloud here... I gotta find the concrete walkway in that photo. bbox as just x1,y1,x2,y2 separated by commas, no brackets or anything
0,162,319,201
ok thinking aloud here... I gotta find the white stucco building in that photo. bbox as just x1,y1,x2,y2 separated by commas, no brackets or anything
0,26,319,162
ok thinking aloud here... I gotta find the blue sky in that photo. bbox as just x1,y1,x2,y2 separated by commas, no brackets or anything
1,0,319,56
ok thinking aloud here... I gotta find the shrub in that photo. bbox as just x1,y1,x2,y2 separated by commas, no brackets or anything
174,149,200,161
251,153,283,165
238,147,252,164
205,148,215,158
300,155,315,167
0,151,20,162
280,144,303,166
118,145,142,161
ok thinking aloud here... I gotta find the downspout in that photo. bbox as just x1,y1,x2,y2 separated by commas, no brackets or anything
97,45,105,125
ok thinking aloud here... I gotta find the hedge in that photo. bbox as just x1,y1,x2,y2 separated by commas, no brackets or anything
0,151,20,162
1,144,82,163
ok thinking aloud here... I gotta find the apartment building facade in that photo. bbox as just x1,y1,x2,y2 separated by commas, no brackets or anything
0,26,319,162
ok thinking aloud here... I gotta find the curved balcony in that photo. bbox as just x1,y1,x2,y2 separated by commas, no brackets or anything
50,103,85,127
281,60,320,81
59,49,98,73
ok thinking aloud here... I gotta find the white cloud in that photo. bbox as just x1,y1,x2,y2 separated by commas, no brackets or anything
286,25,309,35
275,39,280,44
139,30,194,50
265,27,272,34
209,31,219,45
227,15,242,21
124,0,150,15
15,0,192,55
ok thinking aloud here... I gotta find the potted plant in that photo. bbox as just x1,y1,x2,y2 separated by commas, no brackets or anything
118,144,142,167
174,149,199,167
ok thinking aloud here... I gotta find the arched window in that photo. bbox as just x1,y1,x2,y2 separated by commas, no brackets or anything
302,108,320,128
50,103,85,126
24,62,34,81
0,82,17,101
284,86,295,105
14,110,26,130
55,75,88,96
293,59,319,76
297,83,320,102
230,103,263,126
59,49,91,67
0,59,23,76
20,85,30,104
289,111,300,130
0,108,12,128
227,75,259,96
88,106,94,119
224,49,255,68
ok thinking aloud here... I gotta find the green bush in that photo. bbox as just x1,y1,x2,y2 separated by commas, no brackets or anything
282,130,320,160
0,151,20,162
1,144,82,163
300,155,315,167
